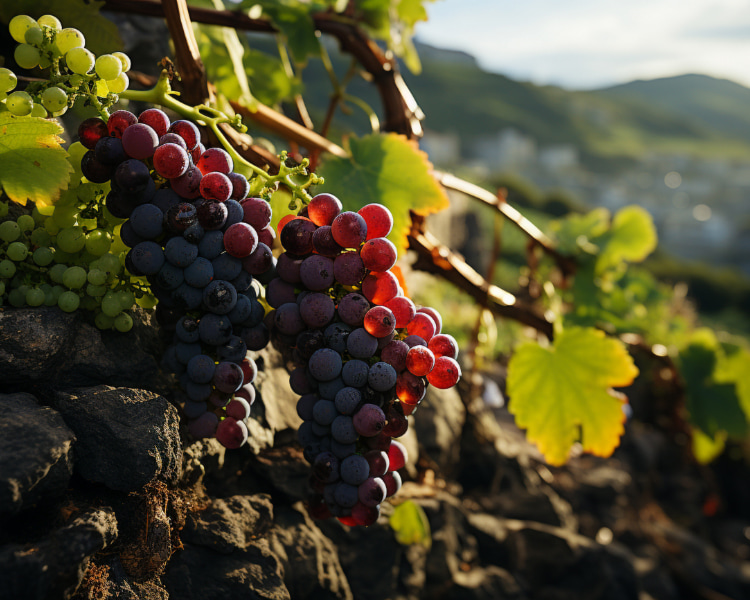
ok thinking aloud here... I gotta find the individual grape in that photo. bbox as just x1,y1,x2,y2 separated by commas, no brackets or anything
186,354,216,384
196,147,233,175
331,211,367,248
223,222,258,258
188,412,219,439
342,360,369,388
138,108,170,137
196,200,228,231
333,252,366,286
40,87,68,113
346,328,378,359
183,399,208,418
276,253,302,284
212,253,242,281
299,293,335,329
361,271,399,305
184,222,206,244
93,136,126,166
381,296,413,328
265,277,296,308
203,279,238,314
358,477,387,507
331,415,358,444
199,172,232,202
9,15,38,43
290,367,315,396
0,68,17,93
396,371,426,405
32,247,54,266
165,203,198,235
274,302,305,336
129,203,164,239
241,197,272,230
57,226,86,253
308,193,342,226
78,118,109,150
57,290,80,312
417,307,443,334
340,455,370,486
380,340,408,372
107,71,129,94
223,199,244,230
257,225,276,249
300,255,334,291
14,44,40,69
336,293,370,328
159,133,187,150
24,26,44,47
37,14,62,29
6,91,33,116
367,361,397,392
121,123,158,159
387,441,407,471
95,54,122,80
130,241,165,275
183,257,213,288
153,142,189,179
240,356,257,384
426,356,462,389
213,361,244,394
235,384,256,407
217,333,247,363
197,313,231,346
85,229,112,255
353,403,386,437
280,218,316,255
107,110,138,138
363,306,396,338
332,482,358,508
113,312,133,332
80,151,113,184
358,204,393,240
241,243,273,275
168,120,201,150
23,287,43,308
360,237,397,272
115,159,151,195
308,348,343,382
382,402,409,437
382,471,401,497
404,335,427,348
406,345,435,376
112,51,132,72
227,172,249,201
313,452,340,483
56,28,85,54
226,397,251,420
168,167,202,200
324,322,351,353
296,329,326,362
6,241,28,262
0,221,20,242
215,417,248,449
406,312,437,342
312,225,344,257
318,377,345,401
313,399,337,426
428,333,458,360
334,387,361,415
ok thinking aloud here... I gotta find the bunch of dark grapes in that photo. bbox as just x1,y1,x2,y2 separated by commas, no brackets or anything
266,193,461,526
77,109,276,449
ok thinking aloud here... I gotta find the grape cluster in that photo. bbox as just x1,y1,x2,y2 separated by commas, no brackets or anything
2,14,130,118
267,194,461,526
77,108,275,449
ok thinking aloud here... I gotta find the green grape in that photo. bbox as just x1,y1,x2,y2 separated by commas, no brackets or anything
49,263,67,283
17,214,35,232
39,55,52,69
65,47,95,75
55,28,85,54
0,202,8,218
14,44,41,69
30,227,51,246
116,289,135,310
41,86,67,112
114,312,133,332
106,73,129,95
0,68,17,93
112,51,131,72
0,281,5,295
80,295,98,310
85,229,112,256
51,284,65,301
24,26,44,47
37,15,62,30
86,283,107,297
44,218,60,235
0,220,20,242
57,290,80,312
56,226,86,253
30,103,48,118
33,247,54,266
98,253,121,275
87,268,107,285
101,294,121,317
6,91,33,116
62,265,87,289
53,249,76,264
43,286,57,306
0,259,16,278
7,242,29,262
95,311,115,330
94,54,122,80
26,287,45,307
8,287,27,307
52,205,79,228
9,15,37,44
136,293,157,309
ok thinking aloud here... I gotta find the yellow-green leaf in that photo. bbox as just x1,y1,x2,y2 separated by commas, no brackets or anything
0,114,72,207
316,133,449,255
506,327,639,466
691,428,726,465
390,500,431,548
596,205,657,273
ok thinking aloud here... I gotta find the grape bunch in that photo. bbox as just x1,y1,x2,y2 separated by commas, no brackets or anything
76,107,276,449
266,194,461,526
2,13,130,118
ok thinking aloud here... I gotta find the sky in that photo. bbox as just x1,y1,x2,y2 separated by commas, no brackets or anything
415,0,750,89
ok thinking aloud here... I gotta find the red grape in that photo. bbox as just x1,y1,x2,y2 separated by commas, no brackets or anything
308,193,342,226
358,203,393,240
224,222,258,258
387,440,407,470
168,119,201,150
363,305,396,338
417,306,442,334
331,211,367,248
78,117,109,149
200,172,232,202
107,109,137,138
405,345,435,376
426,356,461,389
197,147,233,175
153,142,189,179
360,237,397,272
361,270,399,305
138,108,170,137
228,172,249,200
396,370,425,405
241,197,272,230
384,296,416,328
428,333,458,359
215,417,248,449
406,312,436,341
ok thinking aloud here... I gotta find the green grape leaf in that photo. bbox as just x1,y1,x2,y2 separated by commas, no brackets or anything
0,114,72,207
390,500,431,548
0,0,123,55
678,329,748,440
596,205,657,273
506,326,639,466
250,0,321,64
550,207,610,255
316,132,449,255
716,346,750,418
691,428,726,465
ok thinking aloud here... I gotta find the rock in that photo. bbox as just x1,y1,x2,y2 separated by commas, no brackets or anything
0,392,76,517
252,346,303,435
183,494,274,554
448,565,526,600
249,446,311,500
163,538,290,600
414,385,466,475
55,386,181,492
0,507,117,600
104,557,170,600
0,307,162,392
268,503,353,600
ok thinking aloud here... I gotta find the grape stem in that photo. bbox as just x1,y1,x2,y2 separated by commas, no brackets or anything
120,70,322,203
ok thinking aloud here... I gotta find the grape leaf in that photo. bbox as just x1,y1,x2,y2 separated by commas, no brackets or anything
390,500,431,548
550,208,609,255
691,428,726,465
316,133,449,255
0,0,123,56
506,327,639,466
0,114,72,207
596,205,657,273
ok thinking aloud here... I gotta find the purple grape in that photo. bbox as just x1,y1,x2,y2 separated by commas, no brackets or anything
277,252,302,283
183,400,208,419
300,255,335,291
241,242,273,275
346,328,378,359
337,293,370,327
171,165,203,199
188,412,219,439
226,397,251,420
308,348,343,382
115,159,151,194
296,393,319,421
299,293,335,329
342,360,369,388
213,361,244,393
165,202,198,234
122,123,159,159
290,366,316,395
274,302,305,336
334,387,362,415
334,482,359,507
312,225,343,257
228,172,249,200
313,451,340,483
353,403,386,437
334,252,366,286
186,354,215,384
318,376,345,401
199,313,233,345
367,361,397,392
296,329,326,361
313,399,338,426
266,277,297,308
159,132,187,149
216,417,248,449
324,322,351,353
358,477,387,507
197,200,228,230
241,323,270,351
280,218,316,254
382,471,402,496
364,450,389,477
165,236,198,268
176,315,200,343
331,415,358,444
